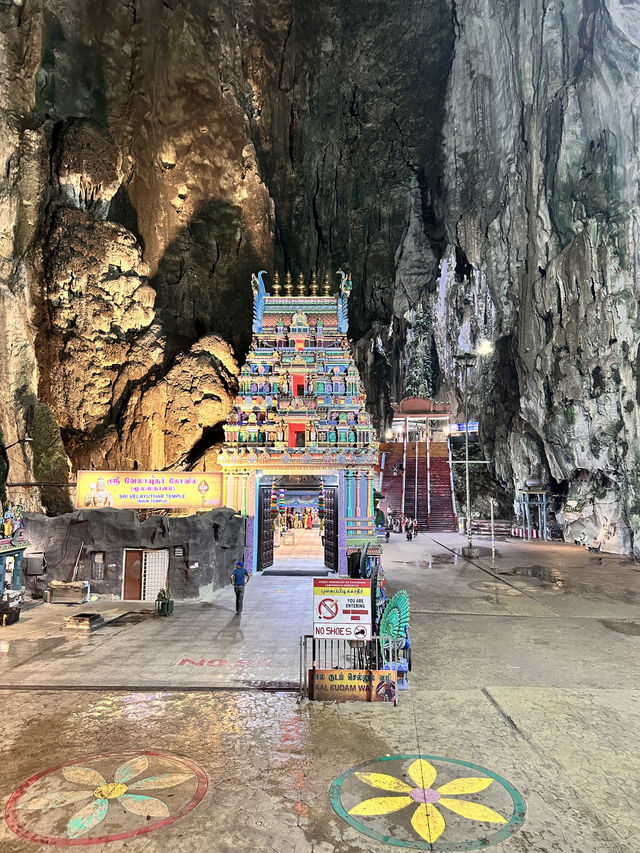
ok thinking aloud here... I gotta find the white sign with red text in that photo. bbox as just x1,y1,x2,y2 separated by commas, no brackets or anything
313,578,372,640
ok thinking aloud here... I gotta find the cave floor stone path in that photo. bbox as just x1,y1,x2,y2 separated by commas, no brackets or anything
1,534,639,851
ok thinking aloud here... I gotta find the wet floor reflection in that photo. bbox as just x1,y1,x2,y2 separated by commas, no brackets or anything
422,554,459,568
106,611,154,627
0,636,70,668
469,580,522,597
388,554,459,569
600,620,640,636
499,564,565,589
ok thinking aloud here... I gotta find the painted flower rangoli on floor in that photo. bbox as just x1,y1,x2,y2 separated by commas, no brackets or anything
24,755,191,838
6,751,208,846
330,754,526,850
349,757,506,843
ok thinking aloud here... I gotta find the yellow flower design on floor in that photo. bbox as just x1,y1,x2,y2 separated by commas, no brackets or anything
348,757,507,844
24,755,192,839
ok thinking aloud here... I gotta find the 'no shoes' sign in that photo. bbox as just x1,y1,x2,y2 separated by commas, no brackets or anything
313,579,372,639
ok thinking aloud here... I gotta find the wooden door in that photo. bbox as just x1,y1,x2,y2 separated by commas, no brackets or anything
258,485,274,570
123,550,143,599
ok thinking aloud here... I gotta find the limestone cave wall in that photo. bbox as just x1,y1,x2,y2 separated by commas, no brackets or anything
1,0,638,554
436,0,640,554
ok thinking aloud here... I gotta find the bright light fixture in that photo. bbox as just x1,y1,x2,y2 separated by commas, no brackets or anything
476,339,494,356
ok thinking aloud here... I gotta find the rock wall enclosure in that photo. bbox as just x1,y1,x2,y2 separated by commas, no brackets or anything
1,0,638,554
24,507,245,599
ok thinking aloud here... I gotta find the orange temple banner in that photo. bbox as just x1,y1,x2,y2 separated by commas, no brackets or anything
76,471,223,510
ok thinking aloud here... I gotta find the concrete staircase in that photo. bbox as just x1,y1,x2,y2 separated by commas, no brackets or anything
471,519,512,536
378,441,456,531
428,443,456,531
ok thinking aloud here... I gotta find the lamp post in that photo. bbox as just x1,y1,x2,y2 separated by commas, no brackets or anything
454,340,494,559
454,353,478,558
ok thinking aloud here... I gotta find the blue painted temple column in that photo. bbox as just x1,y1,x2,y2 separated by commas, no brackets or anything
249,473,261,573
13,551,24,590
345,469,353,518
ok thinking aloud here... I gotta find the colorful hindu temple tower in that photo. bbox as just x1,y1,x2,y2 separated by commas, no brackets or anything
217,269,382,576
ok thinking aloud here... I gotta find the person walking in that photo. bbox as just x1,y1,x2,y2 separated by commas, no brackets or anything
413,518,418,537
231,559,250,615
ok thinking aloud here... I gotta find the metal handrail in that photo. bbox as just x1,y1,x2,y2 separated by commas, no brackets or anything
299,634,402,701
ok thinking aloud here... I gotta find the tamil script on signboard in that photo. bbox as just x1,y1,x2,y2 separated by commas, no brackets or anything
76,470,223,510
313,578,372,640
312,669,396,702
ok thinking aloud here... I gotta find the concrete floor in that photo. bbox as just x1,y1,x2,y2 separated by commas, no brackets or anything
0,532,639,851
265,527,328,575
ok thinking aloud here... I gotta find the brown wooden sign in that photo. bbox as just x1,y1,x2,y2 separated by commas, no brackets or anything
311,669,396,703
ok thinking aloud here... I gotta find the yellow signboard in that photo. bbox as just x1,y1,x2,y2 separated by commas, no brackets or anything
76,471,223,510
312,669,396,703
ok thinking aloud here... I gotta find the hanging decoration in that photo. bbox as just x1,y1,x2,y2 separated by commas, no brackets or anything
270,480,278,522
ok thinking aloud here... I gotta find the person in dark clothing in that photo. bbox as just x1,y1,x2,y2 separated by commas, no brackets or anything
231,560,250,614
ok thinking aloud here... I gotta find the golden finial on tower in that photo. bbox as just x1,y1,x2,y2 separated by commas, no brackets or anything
272,270,282,295
297,272,306,296
284,271,293,295
323,273,332,296
310,271,318,295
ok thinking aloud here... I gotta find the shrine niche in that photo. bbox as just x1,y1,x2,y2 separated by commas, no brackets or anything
218,270,382,576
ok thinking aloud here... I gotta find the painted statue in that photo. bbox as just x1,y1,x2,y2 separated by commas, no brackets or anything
3,503,15,538
251,270,267,333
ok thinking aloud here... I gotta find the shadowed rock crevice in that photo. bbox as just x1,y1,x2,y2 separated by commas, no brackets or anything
148,198,259,359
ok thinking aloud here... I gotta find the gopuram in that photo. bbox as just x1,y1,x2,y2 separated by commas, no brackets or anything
217,270,382,576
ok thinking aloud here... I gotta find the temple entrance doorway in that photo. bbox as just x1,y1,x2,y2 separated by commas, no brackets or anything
257,475,338,576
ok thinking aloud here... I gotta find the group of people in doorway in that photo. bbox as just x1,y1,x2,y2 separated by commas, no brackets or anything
283,507,318,530
386,515,419,541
